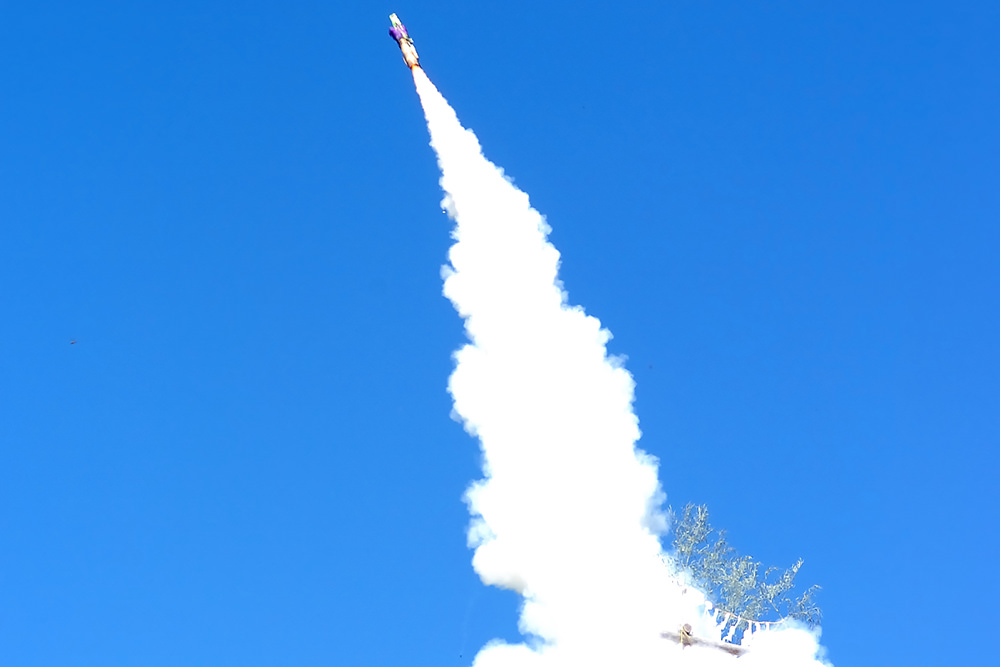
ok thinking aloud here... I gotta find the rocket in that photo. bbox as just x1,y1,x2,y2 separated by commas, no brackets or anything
388,13,420,69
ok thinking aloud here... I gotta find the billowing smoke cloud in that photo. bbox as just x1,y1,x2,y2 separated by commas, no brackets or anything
411,67,829,667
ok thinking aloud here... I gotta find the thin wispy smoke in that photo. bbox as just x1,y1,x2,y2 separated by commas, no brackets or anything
411,66,828,667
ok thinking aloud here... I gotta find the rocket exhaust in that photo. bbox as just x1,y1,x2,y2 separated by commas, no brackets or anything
406,43,830,667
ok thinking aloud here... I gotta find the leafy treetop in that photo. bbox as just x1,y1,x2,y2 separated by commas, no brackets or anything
671,503,821,628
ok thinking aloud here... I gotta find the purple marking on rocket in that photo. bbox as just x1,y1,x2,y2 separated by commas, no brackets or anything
389,25,408,43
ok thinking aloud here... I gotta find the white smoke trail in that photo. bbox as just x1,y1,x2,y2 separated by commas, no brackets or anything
411,67,829,667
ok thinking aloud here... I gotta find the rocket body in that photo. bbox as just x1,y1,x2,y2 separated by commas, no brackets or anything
389,13,420,69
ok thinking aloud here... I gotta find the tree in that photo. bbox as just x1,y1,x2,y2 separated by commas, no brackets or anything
670,504,821,628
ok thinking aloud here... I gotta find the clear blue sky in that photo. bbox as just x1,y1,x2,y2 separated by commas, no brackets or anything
1,2,997,665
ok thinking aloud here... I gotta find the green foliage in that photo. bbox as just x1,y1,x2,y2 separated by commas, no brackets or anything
670,504,821,627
